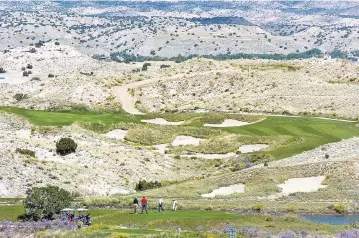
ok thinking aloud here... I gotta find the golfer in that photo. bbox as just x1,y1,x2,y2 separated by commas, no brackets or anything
172,199,178,211
141,196,148,214
158,196,164,213
133,197,139,214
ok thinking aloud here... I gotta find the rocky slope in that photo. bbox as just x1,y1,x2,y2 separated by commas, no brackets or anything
0,113,200,197
134,58,359,118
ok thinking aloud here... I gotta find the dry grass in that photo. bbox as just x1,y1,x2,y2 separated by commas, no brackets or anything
136,161,359,213
171,134,291,154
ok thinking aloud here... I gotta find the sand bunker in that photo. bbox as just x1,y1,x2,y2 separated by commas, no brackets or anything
279,176,327,195
238,144,268,153
202,184,245,198
172,136,204,146
141,118,184,125
266,176,327,199
204,119,252,127
104,129,128,141
181,153,236,159
153,144,167,154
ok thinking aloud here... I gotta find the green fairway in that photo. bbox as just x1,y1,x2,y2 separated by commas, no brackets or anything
0,107,141,126
1,106,358,159
87,209,341,234
0,205,24,221
0,205,341,235
222,116,359,159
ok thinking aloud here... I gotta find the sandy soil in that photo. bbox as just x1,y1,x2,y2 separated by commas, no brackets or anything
135,58,359,118
141,118,184,125
171,136,204,146
202,184,245,198
238,144,269,153
113,83,146,115
104,129,128,141
0,71,26,84
0,113,199,197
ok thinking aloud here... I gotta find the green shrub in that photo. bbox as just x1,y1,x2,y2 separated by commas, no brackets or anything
135,180,162,191
286,205,297,213
252,204,265,211
0,67,6,73
16,148,35,157
56,138,77,156
142,62,151,71
264,215,273,221
31,77,40,81
112,234,130,238
329,204,345,214
160,64,170,69
14,93,28,101
24,186,73,220
284,215,298,222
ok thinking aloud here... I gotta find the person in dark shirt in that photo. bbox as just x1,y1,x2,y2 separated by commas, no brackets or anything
141,196,148,214
133,197,139,214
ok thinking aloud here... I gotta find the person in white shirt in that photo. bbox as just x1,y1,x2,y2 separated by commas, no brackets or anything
172,199,178,211
158,196,164,213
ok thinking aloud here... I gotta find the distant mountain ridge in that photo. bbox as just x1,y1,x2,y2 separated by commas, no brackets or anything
188,17,253,26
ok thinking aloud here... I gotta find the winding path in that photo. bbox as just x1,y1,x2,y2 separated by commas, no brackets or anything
112,72,190,115
112,81,148,115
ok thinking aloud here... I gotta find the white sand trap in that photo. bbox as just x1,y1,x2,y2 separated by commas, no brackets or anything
204,119,251,127
238,144,268,153
279,176,327,195
104,129,128,141
154,144,167,154
172,136,204,146
266,176,327,200
202,184,245,198
181,153,236,159
141,118,184,125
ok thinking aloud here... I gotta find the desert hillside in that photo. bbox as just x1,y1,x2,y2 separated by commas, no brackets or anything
133,58,359,118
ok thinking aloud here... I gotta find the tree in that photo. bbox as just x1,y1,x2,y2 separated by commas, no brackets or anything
141,62,151,71
24,186,73,220
0,68,5,73
56,137,77,156
135,180,161,191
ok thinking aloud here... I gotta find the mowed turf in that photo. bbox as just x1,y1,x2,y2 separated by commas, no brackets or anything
89,209,340,234
1,106,358,159
0,206,344,235
0,107,140,126
0,205,24,221
222,116,359,159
